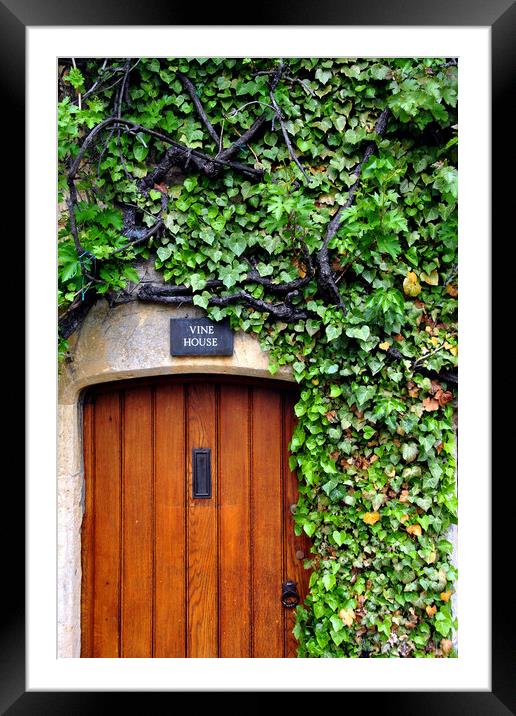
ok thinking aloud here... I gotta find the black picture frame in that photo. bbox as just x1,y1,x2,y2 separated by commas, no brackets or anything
9,0,506,710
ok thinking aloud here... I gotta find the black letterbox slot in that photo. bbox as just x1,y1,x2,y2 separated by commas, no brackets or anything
192,448,211,498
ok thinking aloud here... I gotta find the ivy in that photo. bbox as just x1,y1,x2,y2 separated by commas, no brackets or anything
58,56,458,658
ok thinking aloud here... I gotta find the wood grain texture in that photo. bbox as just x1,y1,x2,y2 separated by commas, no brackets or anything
186,382,218,657
251,387,284,657
121,387,153,657
218,384,251,657
154,383,186,657
91,391,121,657
81,377,305,659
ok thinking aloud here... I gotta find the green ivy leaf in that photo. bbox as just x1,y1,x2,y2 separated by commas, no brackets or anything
156,246,173,262
326,324,342,342
322,573,336,591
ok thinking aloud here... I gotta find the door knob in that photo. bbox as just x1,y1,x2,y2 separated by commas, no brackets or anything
281,580,300,608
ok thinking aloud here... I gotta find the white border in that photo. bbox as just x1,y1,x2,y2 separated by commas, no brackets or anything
28,26,490,691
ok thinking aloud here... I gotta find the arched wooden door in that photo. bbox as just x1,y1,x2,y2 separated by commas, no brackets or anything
81,375,311,658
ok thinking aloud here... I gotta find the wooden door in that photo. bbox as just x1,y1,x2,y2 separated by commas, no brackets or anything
81,376,311,658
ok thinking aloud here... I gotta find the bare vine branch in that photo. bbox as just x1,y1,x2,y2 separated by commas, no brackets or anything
177,72,221,145
268,60,311,183
314,107,391,310
136,282,309,321
386,346,458,386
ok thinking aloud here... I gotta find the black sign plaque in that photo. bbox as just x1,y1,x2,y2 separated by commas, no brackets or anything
170,317,234,356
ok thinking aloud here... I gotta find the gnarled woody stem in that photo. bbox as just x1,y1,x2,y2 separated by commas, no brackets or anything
314,108,390,309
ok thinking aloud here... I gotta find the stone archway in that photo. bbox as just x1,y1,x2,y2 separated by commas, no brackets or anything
58,299,293,657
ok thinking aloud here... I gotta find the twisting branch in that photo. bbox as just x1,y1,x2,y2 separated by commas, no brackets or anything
58,288,98,339
129,265,312,298
61,71,401,344
386,346,458,386
314,108,391,309
111,219,164,256
323,108,390,248
114,59,137,182
136,282,309,322
178,64,290,165
62,106,268,336
69,117,263,185
216,114,268,162
177,72,221,145
268,60,311,183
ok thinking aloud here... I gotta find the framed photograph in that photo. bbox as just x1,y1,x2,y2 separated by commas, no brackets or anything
9,0,505,709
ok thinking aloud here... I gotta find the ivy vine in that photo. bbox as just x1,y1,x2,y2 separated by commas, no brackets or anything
58,56,458,657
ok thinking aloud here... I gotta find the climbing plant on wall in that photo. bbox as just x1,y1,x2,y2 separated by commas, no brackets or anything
58,56,458,657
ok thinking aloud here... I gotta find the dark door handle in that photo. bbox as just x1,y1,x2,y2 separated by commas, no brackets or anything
281,580,300,608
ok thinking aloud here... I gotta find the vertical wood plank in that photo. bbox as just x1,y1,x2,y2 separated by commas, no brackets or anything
154,382,186,657
91,391,121,657
80,398,95,657
121,386,153,657
251,386,284,657
218,384,251,657
186,382,218,657
283,391,312,657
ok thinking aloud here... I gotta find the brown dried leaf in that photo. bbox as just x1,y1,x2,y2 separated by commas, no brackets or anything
422,397,440,411
429,380,442,395
407,380,420,398
292,257,307,278
438,391,453,406
440,639,453,654
399,490,410,503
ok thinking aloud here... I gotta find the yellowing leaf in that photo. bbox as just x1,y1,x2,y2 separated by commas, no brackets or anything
449,345,458,356
379,341,391,350
426,549,437,564
446,284,458,297
425,604,437,617
421,270,439,285
407,523,422,537
440,591,452,602
363,511,381,525
339,608,355,627
318,193,336,206
400,514,409,523
403,271,422,297
430,336,440,346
